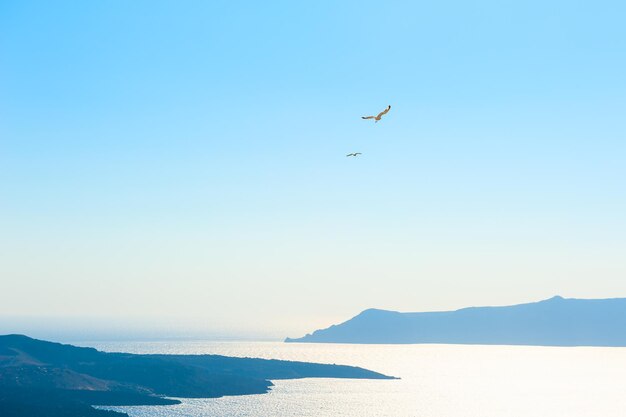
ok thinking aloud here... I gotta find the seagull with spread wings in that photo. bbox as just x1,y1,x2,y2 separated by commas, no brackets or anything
346,152,362,157
361,105,391,122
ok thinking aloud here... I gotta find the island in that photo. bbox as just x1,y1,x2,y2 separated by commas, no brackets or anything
285,296,626,346
0,334,394,417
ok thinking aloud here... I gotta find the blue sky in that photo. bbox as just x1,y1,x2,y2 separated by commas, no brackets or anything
1,1,625,339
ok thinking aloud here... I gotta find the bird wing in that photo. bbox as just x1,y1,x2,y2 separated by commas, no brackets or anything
361,116,375,120
376,105,391,118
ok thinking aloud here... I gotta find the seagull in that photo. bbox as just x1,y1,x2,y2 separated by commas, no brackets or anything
361,105,391,123
346,152,362,157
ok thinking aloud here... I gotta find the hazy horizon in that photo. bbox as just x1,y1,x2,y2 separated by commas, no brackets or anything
2,1,626,340
2,294,625,342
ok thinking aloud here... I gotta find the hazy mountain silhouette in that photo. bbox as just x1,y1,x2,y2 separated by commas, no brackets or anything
0,335,393,417
285,296,626,346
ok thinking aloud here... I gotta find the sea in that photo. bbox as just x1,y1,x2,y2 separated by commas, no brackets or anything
83,341,626,417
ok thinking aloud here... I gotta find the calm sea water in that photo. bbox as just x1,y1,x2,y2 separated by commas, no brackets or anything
85,341,626,417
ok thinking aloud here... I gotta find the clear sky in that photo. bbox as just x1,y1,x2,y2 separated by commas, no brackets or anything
1,1,625,340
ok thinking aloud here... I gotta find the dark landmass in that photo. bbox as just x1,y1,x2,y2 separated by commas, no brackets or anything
286,296,626,346
152,354,388,381
0,387,133,417
0,334,393,417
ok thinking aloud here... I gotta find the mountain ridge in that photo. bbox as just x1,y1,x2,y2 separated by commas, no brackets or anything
285,296,626,346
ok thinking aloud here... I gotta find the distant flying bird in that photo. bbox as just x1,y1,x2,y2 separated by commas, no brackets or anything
346,152,362,157
361,105,391,122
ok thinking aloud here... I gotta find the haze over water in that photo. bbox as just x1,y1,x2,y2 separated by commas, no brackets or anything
91,341,626,417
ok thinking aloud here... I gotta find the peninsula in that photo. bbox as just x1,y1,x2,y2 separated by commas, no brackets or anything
286,296,626,346
0,335,393,417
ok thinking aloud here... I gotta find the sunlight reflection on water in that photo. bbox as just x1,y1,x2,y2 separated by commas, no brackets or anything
86,341,626,417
